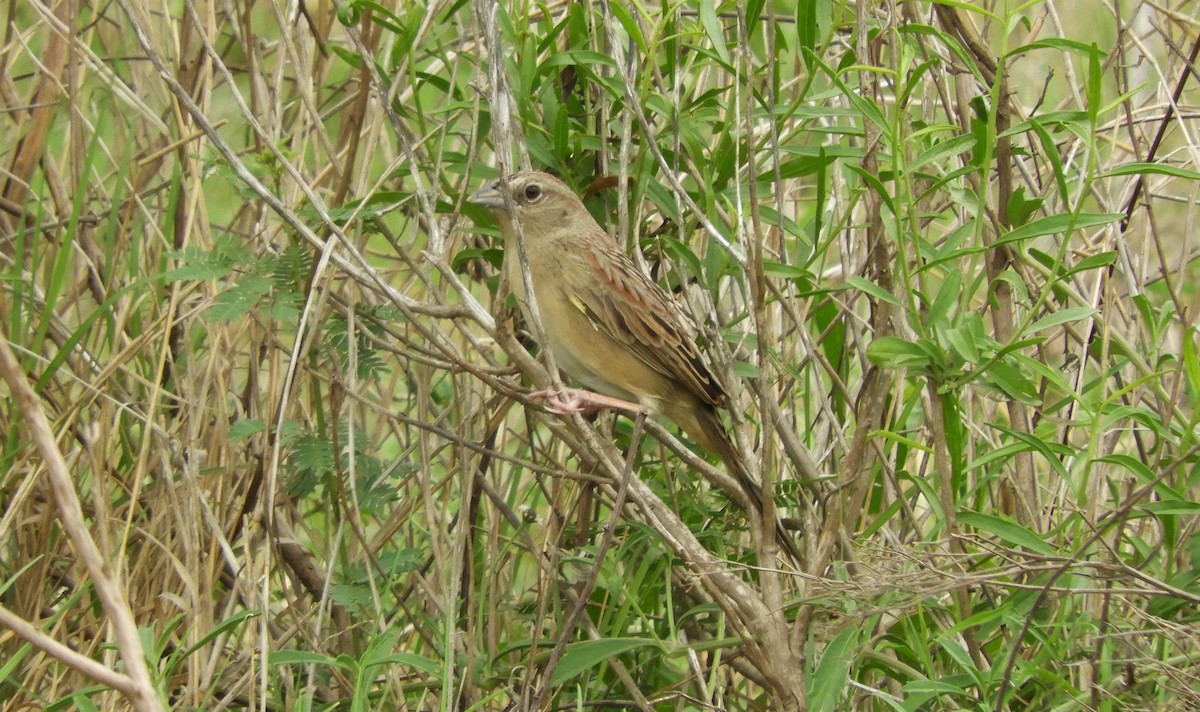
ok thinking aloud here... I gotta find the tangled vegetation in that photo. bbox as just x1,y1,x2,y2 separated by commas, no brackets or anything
2,0,1199,709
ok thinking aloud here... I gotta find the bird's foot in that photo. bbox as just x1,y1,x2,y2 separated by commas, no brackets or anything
528,387,643,416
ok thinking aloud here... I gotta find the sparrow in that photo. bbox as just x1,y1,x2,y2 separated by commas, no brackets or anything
469,171,797,559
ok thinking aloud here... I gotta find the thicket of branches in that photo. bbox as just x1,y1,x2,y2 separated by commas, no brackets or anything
2,0,1199,709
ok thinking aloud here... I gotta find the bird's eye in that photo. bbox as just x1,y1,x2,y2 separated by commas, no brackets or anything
523,184,542,201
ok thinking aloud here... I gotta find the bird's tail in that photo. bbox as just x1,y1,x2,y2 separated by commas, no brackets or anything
675,404,802,564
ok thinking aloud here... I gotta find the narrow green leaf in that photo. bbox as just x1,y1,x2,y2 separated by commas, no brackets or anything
1007,38,1108,57
848,275,902,306
543,50,619,70
909,134,976,173
958,510,1055,555
998,212,1122,246
1024,306,1097,335
1087,43,1102,123
796,0,817,65
1071,251,1117,272
1096,453,1155,484
846,165,897,216
1101,162,1200,181
173,610,259,664
549,638,662,686
926,269,962,325
361,653,442,676
0,643,31,681
270,650,341,667
1184,327,1200,399
762,260,813,282
698,0,731,65
607,2,646,52
1140,500,1200,516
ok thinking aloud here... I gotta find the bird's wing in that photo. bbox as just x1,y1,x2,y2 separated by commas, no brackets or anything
571,239,728,408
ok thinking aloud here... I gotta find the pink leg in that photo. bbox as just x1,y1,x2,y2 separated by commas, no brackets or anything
528,387,644,416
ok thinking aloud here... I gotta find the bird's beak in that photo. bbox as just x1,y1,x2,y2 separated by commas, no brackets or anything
468,181,508,211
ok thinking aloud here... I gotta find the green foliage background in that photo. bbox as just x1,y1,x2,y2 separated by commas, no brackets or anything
2,0,1199,709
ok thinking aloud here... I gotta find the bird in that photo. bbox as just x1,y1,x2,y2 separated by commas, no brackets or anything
469,170,798,561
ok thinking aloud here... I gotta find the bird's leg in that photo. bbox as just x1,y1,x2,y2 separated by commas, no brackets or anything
528,387,644,416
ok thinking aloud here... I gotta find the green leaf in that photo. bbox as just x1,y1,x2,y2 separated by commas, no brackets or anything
1006,186,1043,227
0,642,31,682
846,165,897,215
944,326,981,364
1010,352,1074,395
1087,43,1102,123
229,419,266,440
542,50,618,70
270,650,341,667
1007,38,1108,57
998,213,1123,246
698,0,731,66
1140,500,1200,517
361,653,442,677
847,275,902,306
926,269,961,325
1096,454,1155,484
330,44,363,69
762,260,814,284
1101,162,1200,181
732,360,761,379
1024,306,1096,336
809,626,858,712
957,510,1055,555
1070,251,1117,273
982,359,1040,404
796,0,817,66
548,637,662,686
867,336,934,368
209,275,274,322
909,134,976,173
607,2,646,52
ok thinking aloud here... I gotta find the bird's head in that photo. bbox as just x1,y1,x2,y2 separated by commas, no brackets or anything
468,171,584,240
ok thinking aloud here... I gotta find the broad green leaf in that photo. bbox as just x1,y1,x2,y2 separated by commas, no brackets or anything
809,626,859,712
867,336,934,368
944,326,981,364
982,359,1040,404
1006,186,1043,227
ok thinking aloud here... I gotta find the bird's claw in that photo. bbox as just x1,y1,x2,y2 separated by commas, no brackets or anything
528,387,593,415
527,387,642,416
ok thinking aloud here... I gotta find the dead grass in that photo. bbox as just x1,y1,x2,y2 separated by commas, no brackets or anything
2,0,1200,709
